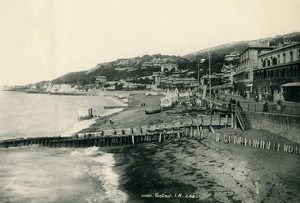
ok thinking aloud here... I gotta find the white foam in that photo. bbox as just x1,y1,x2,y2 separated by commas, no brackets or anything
71,147,128,203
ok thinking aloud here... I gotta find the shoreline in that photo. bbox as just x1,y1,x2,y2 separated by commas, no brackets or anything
78,93,300,203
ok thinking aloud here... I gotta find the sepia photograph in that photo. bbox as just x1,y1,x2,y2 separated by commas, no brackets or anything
0,0,300,202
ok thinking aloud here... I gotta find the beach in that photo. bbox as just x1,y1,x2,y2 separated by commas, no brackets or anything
80,92,300,203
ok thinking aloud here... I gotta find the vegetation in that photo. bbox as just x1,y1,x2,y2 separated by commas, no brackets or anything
45,32,300,86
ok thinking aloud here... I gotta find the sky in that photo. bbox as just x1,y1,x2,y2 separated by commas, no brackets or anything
0,0,300,86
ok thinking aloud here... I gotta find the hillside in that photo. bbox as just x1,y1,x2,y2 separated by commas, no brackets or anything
14,31,300,90
52,54,190,85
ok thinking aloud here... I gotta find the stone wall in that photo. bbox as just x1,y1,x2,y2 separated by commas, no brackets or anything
248,112,300,143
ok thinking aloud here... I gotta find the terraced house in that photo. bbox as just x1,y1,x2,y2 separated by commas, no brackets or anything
233,42,273,97
253,42,300,102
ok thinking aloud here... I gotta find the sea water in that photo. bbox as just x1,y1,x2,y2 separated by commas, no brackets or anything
0,91,128,203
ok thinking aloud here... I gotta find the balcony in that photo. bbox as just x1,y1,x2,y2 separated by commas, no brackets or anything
234,79,251,84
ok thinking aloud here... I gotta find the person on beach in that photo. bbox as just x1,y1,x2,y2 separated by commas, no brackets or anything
110,118,114,124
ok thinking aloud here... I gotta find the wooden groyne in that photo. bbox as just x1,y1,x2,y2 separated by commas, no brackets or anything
213,133,300,155
0,117,230,148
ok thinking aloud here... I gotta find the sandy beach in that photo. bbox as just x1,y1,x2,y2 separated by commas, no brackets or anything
80,92,300,203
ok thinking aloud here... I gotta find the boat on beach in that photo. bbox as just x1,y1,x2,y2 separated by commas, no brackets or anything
145,108,161,115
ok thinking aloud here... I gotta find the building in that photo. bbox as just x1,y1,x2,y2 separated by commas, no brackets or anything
200,74,219,86
221,54,239,84
153,72,166,88
95,76,107,84
160,63,178,72
122,82,146,90
233,42,273,97
104,81,123,90
253,42,300,102
153,72,198,91
164,76,198,90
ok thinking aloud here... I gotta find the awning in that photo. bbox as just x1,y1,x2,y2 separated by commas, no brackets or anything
281,82,300,87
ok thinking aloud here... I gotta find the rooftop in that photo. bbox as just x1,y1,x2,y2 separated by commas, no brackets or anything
258,42,300,57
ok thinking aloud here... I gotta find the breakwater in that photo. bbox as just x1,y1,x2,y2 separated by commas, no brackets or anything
213,133,300,155
0,116,230,148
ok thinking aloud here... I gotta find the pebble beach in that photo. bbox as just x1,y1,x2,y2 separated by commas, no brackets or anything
79,93,300,203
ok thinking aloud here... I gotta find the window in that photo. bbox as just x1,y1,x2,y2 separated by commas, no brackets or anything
290,51,293,62
272,57,277,65
263,59,266,67
283,53,286,63
277,54,280,63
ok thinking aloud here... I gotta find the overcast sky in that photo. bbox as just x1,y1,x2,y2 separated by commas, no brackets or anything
0,0,299,86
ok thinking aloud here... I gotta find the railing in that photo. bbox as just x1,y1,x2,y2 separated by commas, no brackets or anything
242,103,300,116
232,104,245,131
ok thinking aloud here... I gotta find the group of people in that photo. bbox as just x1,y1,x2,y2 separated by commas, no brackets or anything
140,102,147,106
228,98,242,112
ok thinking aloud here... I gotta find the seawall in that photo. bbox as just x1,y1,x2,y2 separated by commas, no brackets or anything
248,112,300,144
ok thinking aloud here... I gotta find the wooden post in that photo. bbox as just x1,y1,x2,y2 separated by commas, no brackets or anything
234,115,237,129
289,145,293,153
224,134,228,144
131,135,135,145
284,144,288,153
197,124,201,138
231,113,234,128
185,127,188,137
266,141,271,150
215,133,220,142
225,114,228,127
295,147,298,155
209,125,215,134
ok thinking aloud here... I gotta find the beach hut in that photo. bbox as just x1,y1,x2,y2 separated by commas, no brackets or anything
78,108,93,120
160,97,173,108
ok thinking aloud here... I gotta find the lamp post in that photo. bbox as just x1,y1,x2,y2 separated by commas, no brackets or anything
209,49,211,100
198,58,206,95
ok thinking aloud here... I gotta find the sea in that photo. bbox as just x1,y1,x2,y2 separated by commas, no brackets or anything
0,91,128,203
